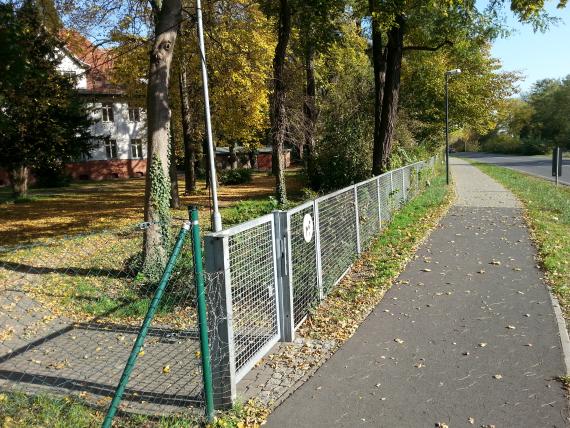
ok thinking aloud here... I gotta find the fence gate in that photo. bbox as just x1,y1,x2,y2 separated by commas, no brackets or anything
204,214,281,406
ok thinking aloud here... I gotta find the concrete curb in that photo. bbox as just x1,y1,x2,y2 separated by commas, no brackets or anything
547,288,570,376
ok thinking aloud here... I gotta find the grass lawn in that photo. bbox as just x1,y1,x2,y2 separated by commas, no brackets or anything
471,162,570,321
0,169,305,246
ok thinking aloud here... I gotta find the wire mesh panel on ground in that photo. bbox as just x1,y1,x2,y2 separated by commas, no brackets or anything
356,178,381,251
0,221,204,416
225,216,280,380
316,187,358,294
286,202,319,329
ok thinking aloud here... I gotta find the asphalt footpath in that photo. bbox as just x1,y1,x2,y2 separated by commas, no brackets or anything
266,157,569,427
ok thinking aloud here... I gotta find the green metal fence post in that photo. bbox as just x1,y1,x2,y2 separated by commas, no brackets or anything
101,224,190,428
189,205,215,422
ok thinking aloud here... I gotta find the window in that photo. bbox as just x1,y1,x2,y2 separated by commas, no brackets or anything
62,71,76,81
128,107,140,122
130,139,144,159
104,139,118,159
101,103,114,122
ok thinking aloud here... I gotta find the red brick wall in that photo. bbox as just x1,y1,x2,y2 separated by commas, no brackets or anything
65,159,147,180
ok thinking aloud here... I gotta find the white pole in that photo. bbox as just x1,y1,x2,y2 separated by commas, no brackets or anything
196,0,222,232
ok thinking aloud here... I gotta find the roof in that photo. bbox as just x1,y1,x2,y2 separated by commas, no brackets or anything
59,30,124,95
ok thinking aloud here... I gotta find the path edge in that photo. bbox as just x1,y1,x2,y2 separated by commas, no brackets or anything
547,289,570,376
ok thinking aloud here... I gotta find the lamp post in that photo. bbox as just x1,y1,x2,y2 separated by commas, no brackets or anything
445,68,461,185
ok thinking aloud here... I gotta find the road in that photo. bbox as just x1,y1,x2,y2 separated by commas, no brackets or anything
456,152,570,185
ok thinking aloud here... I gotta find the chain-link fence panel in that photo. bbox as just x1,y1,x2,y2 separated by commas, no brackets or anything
378,173,392,226
0,221,206,416
316,187,358,295
356,179,381,251
287,203,319,329
403,166,412,203
226,216,280,379
392,168,405,209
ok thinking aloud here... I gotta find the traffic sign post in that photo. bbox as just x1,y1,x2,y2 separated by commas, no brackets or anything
552,146,562,186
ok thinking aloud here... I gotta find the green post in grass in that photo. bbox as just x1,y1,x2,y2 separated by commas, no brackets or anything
189,205,215,422
101,223,190,428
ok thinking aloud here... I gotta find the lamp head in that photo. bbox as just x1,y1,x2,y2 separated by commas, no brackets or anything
446,69,461,76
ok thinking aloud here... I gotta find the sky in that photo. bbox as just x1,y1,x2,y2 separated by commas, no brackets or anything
486,1,570,95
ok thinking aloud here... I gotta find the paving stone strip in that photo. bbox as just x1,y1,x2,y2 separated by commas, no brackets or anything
265,157,569,427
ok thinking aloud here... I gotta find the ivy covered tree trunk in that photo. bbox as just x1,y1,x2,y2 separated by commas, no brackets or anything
143,0,182,277
370,0,388,176
303,44,317,162
270,0,291,205
179,62,197,195
10,166,29,198
378,15,404,172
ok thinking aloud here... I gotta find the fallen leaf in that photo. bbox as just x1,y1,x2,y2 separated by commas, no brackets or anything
162,365,170,374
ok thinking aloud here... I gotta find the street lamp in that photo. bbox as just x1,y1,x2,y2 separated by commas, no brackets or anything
445,68,461,185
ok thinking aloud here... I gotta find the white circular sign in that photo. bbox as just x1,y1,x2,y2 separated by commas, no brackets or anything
303,214,314,243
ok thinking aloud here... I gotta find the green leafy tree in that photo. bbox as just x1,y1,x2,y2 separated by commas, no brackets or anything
525,76,570,149
0,0,93,198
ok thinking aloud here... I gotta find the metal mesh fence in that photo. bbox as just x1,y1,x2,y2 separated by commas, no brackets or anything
226,217,279,379
403,167,412,202
287,203,319,328
378,173,392,225
392,168,405,209
1,158,437,417
0,221,205,416
316,188,358,294
356,179,381,250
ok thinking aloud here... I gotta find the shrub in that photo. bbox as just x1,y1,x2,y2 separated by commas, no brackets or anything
222,198,279,225
219,168,253,185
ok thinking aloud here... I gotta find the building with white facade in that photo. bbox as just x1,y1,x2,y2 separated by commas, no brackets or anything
57,32,148,181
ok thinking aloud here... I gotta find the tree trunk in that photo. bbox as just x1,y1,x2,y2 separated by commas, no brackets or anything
270,0,291,205
370,0,388,176
143,0,182,277
229,143,238,169
203,136,211,189
248,150,258,169
303,44,317,162
169,117,180,209
378,15,405,173
179,61,196,194
10,165,29,199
